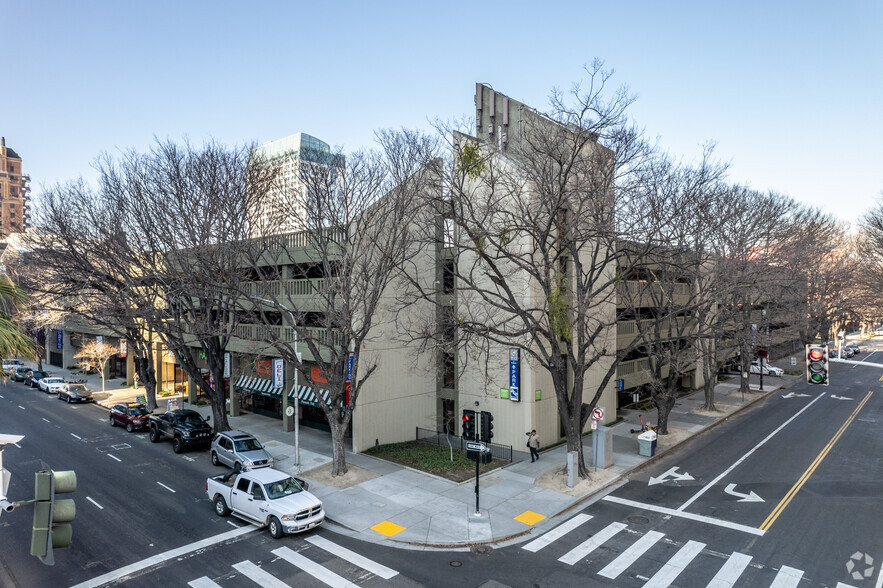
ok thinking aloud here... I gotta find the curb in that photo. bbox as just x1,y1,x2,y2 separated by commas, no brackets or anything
391,381,789,549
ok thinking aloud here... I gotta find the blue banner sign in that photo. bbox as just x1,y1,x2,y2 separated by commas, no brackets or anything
56,329,63,349
509,348,520,402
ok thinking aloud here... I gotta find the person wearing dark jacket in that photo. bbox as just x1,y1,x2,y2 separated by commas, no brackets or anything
527,429,540,462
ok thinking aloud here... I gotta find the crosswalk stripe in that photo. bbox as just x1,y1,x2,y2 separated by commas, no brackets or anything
188,578,221,588
232,560,289,587
272,546,357,588
522,513,593,553
558,521,627,566
769,565,804,588
597,530,665,579
707,552,752,588
642,539,706,588
305,535,398,579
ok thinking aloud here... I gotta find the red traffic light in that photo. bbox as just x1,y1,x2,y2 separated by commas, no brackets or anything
462,414,470,422
808,348,824,362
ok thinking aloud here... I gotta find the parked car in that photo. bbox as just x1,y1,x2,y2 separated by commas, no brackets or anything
148,409,212,453
10,366,31,382
57,383,93,404
2,359,23,374
845,343,861,355
205,468,323,538
24,370,46,388
38,376,68,394
211,430,273,471
109,403,152,432
749,360,784,376
831,347,854,359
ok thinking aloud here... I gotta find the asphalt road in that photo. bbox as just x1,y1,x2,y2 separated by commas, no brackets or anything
1,350,881,587
0,381,228,586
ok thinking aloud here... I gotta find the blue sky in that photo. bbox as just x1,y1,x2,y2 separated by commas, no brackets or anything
4,1,881,224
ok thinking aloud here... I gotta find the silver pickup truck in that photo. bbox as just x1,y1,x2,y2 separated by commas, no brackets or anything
205,468,324,538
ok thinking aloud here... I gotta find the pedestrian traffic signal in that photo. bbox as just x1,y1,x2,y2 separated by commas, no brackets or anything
31,469,76,565
805,344,829,385
462,409,476,440
480,411,494,442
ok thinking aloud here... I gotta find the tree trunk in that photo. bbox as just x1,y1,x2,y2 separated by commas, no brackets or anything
210,363,230,431
703,380,716,411
329,417,348,477
135,356,158,411
561,405,589,478
655,393,676,435
696,338,717,412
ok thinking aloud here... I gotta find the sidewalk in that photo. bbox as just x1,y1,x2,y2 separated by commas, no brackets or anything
32,363,798,551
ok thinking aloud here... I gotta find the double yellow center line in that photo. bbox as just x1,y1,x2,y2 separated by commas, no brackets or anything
760,390,873,531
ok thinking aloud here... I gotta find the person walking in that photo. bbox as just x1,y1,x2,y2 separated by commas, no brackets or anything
527,429,540,462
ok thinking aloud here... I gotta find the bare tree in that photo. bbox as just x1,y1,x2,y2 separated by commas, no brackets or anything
239,129,439,476
74,340,120,392
617,146,730,431
23,180,164,409
775,206,854,349
400,63,659,478
94,139,278,430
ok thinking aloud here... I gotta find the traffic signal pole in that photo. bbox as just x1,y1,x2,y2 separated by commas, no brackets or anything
474,451,480,515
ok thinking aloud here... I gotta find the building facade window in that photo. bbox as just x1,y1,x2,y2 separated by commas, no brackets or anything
442,258,455,294
442,351,455,389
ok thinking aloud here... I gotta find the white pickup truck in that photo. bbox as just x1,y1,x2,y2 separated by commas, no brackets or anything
205,468,324,538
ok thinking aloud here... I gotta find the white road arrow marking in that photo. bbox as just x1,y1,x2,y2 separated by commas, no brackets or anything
830,395,853,400
648,466,695,486
782,392,811,398
724,483,764,502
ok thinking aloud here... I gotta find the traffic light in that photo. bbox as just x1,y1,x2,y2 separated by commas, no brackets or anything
805,344,829,385
31,469,76,565
480,411,494,442
461,409,476,440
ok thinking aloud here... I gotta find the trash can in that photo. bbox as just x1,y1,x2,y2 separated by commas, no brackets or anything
638,431,657,457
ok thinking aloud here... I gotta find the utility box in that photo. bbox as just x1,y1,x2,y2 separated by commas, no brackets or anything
592,426,614,468
638,431,657,457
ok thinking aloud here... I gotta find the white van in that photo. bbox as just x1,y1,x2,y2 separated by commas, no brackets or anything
2,359,23,374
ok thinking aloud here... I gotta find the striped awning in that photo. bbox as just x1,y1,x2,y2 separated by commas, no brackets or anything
233,375,283,399
287,384,331,408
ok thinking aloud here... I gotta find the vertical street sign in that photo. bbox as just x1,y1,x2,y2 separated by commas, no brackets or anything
56,330,63,350
345,354,354,406
509,349,520,402
272,359,284,389
223,352,231,379
119,339,127,358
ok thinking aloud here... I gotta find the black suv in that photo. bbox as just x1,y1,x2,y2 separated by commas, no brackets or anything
10,367,31,382
148,409,213,453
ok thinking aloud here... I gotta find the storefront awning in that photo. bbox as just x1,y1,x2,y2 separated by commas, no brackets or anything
287,384,331,408
233,375,283,399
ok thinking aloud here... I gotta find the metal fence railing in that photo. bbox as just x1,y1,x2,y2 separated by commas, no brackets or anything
415,427,514,462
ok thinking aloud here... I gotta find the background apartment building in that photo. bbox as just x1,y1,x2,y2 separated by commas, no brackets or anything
0,137,30,236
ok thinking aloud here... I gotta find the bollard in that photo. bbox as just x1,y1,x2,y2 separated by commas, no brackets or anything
567,451,578,488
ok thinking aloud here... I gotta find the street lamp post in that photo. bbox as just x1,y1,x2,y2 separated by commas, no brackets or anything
759,309,766,391
294,332,301,467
